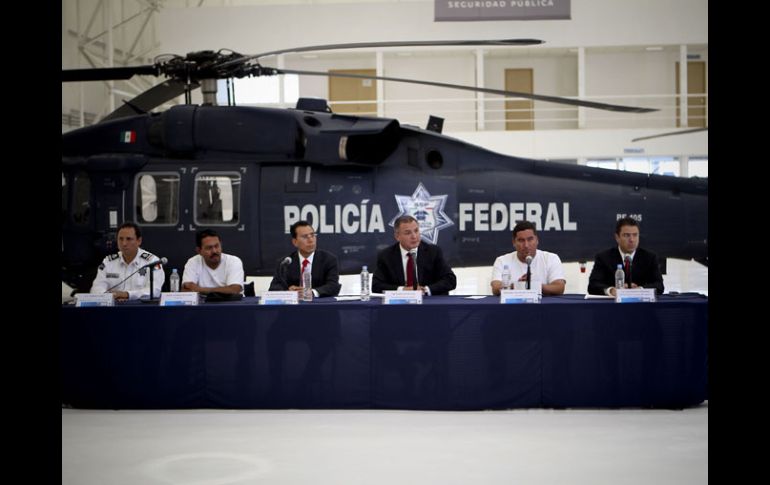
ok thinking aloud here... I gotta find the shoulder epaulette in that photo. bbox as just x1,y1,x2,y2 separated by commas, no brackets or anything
140,251,152,260
108,253,120,261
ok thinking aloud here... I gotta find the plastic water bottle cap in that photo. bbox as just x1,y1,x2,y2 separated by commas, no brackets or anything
363,265,368,271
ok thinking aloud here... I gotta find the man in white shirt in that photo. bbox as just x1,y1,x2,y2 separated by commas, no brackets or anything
490,221,566,296
182,229,244,295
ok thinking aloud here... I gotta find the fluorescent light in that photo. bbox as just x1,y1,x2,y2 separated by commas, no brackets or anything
645,46,664,52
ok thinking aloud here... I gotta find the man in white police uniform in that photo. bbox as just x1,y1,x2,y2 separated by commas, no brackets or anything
182,228,244,295
490,220,566,296
90,221,165,301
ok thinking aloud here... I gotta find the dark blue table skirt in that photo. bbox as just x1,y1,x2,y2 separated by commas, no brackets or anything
61,294,708,410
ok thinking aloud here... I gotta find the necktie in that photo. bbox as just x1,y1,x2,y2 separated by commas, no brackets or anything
624,255,631,285
406,252,415,289
301,258,309,278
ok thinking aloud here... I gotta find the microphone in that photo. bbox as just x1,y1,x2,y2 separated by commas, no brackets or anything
408,249,418,290
525,255,532,290
138,256,168,270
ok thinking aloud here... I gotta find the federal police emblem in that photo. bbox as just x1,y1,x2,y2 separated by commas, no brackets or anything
389,183,454,244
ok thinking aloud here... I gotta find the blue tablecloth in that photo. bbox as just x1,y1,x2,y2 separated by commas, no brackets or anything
61,294,708,409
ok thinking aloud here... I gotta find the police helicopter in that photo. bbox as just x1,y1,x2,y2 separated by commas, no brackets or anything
62,39,708,293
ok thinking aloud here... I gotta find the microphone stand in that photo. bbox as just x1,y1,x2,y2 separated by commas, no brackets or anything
141,267,160,304
279,257,292,290
526,263,531,290
411,251,419,291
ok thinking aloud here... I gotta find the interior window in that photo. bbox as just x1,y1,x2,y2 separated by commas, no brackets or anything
135,173,180,225
194,172,241,225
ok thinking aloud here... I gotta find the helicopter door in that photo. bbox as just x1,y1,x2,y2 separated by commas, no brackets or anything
88,171,131,257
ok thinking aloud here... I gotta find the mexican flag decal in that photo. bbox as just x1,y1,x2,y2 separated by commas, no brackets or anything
120,130,136,143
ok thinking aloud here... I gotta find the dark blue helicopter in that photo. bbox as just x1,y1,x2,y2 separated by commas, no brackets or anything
61,41,707,292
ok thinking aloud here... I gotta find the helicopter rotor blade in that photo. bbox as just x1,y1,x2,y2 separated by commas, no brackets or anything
275,68,657,114
218,39,544,69
632,127,708,142
62,65,159,82
101,79,197,122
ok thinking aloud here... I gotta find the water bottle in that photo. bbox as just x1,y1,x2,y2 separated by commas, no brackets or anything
169,268,180,292
614,264,625,290
302,267,313,301
360,265,370,301
501,264,511,290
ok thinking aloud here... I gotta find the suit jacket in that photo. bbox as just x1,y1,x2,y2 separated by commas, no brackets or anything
372,241,457,295
587,246,664,295
269,249,342,297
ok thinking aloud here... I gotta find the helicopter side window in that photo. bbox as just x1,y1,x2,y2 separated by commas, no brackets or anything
194,173,240,226
134,173,179,225
72,172,90,225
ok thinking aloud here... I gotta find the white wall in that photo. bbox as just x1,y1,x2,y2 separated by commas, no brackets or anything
157,1,707,54
449,128,708,160
382,52,477,130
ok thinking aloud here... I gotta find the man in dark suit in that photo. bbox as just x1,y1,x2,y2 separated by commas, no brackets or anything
588,216,664,296
372,215,456,295
269,220,341,297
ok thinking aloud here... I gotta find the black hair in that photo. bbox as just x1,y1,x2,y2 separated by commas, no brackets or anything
290,220,313,238
615,217,640,235
512,220,537,239
195,228,220,248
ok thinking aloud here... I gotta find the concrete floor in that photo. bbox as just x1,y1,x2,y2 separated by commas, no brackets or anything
62,404,707,485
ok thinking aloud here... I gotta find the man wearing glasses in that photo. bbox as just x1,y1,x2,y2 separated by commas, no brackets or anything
268,220,342,298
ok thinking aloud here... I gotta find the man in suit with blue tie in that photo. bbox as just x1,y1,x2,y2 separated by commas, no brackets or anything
588,216,665,296
269,220,342,297
372,215,456,295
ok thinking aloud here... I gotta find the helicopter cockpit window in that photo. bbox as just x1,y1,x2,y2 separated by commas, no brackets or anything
194,173,240,226
134,173,179,225
72,172,90,225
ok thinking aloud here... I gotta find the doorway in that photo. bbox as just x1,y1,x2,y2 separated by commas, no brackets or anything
328,69,377,115
505,68,534,131
676,61,707,128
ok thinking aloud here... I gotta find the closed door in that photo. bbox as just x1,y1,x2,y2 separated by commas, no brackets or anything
505,68,534,131
329,69,377,115
676,61,707,128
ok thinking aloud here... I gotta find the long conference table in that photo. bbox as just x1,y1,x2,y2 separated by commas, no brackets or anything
61,294,708,410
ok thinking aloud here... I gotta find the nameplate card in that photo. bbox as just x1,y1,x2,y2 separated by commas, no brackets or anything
615,288,656,303
260,291,299,305
160,292,200,306
383,290,423,305
500,289,540,304
75,293,115,307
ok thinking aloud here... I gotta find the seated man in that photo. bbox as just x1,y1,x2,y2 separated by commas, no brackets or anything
182,228,244,295
587,216,664,296
490,221,566,296
90,221,165,301
268,220,341,298
372,215,456,295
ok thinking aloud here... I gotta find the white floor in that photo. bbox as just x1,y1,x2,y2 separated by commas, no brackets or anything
62,404,707,485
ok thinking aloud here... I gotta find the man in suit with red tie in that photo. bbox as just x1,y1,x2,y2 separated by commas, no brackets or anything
269,220,341,298
372,215,456,295
587,216,664,296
